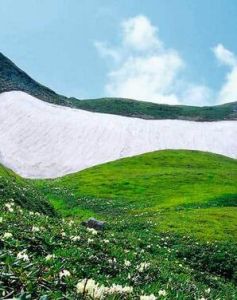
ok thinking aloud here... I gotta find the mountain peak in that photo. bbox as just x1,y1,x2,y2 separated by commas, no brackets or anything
0,52,236,121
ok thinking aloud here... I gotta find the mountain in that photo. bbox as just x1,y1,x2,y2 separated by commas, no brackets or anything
1,51,237,121
0,91,236,178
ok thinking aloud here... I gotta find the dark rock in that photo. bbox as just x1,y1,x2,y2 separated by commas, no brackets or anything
82,217,105,231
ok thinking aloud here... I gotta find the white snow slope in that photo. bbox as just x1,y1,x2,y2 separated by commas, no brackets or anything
0,91,236,178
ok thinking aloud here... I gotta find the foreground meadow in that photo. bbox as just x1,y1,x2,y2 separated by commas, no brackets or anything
0,150,237,299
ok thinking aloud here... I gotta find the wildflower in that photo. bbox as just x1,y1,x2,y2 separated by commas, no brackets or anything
32,226,40,232
17,250,29,261
124,260,131,267
68,220,74,226
76,279,133,298
76,278,101,297
5,202,14,212
71,235,81,241
59,269,71,279
88,238,94,243
107,284,133,294
108,258,117,264
0,217,3,223
45,254,55,261
140,294,157,300
76,279,87,294
137,262,150,272
104,239,109,243
158,290,167,297
205,288,211,294
2,232,13,239
87,228,98,235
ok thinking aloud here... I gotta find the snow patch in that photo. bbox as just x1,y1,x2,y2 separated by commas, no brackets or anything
0,91,236,178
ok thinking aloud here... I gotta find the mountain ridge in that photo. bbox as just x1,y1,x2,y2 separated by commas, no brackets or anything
1,51,237,121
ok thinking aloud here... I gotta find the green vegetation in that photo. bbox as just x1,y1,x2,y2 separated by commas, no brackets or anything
40,150,237,242
0,164,55,216
1,197,237,299
1,150,237,298
1,52,237,121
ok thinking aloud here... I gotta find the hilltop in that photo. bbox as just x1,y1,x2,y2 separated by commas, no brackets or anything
0,52,237,121
39,150,237,242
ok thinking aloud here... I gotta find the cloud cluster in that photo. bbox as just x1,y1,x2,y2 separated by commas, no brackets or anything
95,15,237,105
213,44,237,104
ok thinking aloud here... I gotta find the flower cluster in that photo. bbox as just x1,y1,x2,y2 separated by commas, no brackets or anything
76,278,133,299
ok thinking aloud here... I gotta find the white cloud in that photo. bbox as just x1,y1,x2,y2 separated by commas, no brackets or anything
95,15,237,106
106,53,183,104
213,44,236,67
121,15,162,51
181,85,213,106
94,41,121,62
213,44,237,104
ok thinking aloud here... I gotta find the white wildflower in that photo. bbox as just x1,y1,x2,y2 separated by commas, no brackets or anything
68,220,74,226
137,262,150,272
32,226,40,232
17,250,29,261
45,254,55,261
59,269,71,279
158,290,167,297
140,294,157,300
87,228,98,235
124,260,131,267
76,278,101,297
76,279,133,298
5,202,14,212
71,235,81,242
107,283,133,294
3,232,13,239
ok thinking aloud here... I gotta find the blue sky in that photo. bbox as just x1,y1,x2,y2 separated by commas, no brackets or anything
0,0,237,105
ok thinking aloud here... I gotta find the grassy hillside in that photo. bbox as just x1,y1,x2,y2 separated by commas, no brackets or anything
1,198,237,299
1,150,237,298
0,164,55,215
1,52,237,121
71,96,237,121
40,150,237,242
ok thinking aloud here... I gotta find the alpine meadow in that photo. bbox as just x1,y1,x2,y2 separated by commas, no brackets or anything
0,2,237,299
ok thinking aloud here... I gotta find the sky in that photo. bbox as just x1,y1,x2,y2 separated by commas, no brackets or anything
0,0,237,106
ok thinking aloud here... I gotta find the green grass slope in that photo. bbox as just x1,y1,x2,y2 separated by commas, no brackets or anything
1,150,237,298
1,52,237,121
39,150,237,242
0,164,55,216
1,199,237,299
